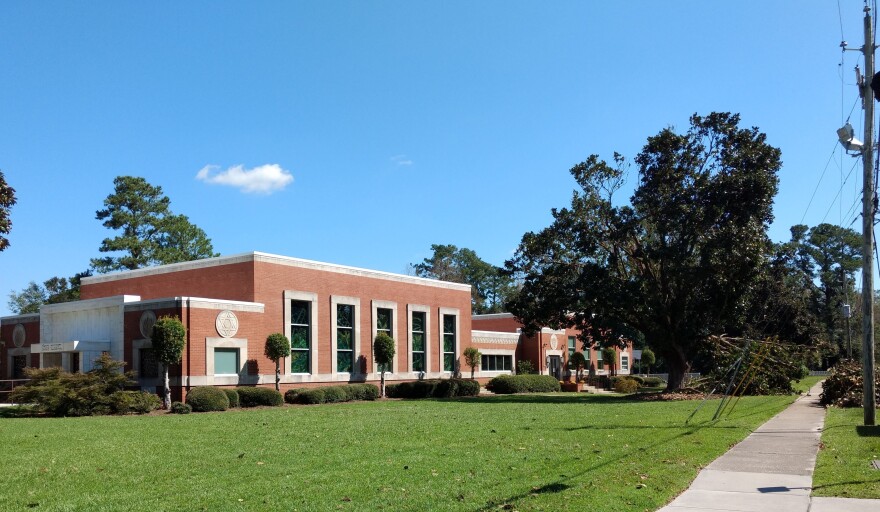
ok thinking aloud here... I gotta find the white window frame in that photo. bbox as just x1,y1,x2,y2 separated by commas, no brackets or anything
621,353,630,372
438,307,460,374
205,337,248,384
478,348,515,376
284,291,319,375
371,300,398,374
407,304,431,374
331,295,361,375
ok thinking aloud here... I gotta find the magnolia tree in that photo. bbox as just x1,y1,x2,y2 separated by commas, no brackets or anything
374,333,395,397
151,315,186,409
265,333,291,392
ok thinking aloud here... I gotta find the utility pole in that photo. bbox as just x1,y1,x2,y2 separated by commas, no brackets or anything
860,4,877,426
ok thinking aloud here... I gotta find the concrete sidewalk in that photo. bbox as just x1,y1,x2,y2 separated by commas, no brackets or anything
657,382,880,512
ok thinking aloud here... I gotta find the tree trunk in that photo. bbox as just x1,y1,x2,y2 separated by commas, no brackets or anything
163,365,171,409
380,371,386,398
664,347,691,391
275,361,281,392
471,367,475,380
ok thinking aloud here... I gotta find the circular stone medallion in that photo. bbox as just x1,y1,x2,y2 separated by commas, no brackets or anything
550,334,559,350
139,311,157,339
216,310,239,338
12,324,26,348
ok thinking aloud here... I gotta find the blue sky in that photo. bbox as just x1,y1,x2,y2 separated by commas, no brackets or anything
0,1,874,316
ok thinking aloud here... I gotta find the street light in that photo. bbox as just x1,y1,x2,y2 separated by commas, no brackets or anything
837,123,865,153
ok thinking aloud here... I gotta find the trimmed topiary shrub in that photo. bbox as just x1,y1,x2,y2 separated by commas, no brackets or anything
613,377,640,394
288,384,380,405
293,388,327,405
387,379,482,398
486,375,561,394
110,390,161,414
186,386,230,412
345,384,379,401
322,386,348,403
236,387,284,407
284,388,307,404
222,388,240,408
170,401,192,414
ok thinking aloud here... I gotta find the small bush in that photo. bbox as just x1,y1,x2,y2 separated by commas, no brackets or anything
222,388,240,408
642,376,665,387
284,388,307,404
516,360,537,375
110,390,161,414
613,377,640,394
170,401,192,414
486,375,561,394
323,386,348,403
236,387,284,407
347,384,379,401
294,388,327,405
627,375,645,385
385,379,479,399
186,386,229,412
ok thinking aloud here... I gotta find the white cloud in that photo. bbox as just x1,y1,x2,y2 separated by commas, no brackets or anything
196,164,294,194
390,154,413,166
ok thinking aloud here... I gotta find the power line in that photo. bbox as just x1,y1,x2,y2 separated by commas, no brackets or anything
821,155,863,224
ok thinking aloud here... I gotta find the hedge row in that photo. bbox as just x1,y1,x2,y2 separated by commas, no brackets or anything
485,375,560,394
185,386,282,411
384,379,481,399
236,386,284,407
285,384,379,405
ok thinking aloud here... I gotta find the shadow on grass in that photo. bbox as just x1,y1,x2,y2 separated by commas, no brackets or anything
856,425,880,437
812,477,880,491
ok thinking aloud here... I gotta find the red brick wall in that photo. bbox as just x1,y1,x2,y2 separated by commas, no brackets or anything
471,315,520,333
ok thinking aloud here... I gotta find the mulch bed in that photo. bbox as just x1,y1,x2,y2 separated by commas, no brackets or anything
629,388,723,401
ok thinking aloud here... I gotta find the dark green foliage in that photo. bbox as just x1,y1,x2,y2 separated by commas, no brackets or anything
613,377,640,394
109,391,161,414
293,388,327,405
413,244,516,314
373,332,396,397
348,383,380,401
626,375,645,385
385,379,480,399
186,386,230,412
505,113,782,390
820,360,880,407
288,384,381,405
463,347,481,379
516,360,536,375
640,349,656,374
0,170,15,251
170,401,192,414
91,175,217,273
642,376,666,387
265,333,291,391
322,386,348,403
222,388,239,408
9,354,136,416
235,387,283,407
601,347,617,375
484,375,561,394
284,388,307,404
151,315,186,409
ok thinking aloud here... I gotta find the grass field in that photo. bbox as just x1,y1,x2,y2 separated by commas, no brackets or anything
812,405,880,499
0,391,803,512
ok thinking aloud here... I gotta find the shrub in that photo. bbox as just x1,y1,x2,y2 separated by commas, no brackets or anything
170,401,192,414
284,388,307,404
236,387,284,407
323,386,348,403
627,375,645,385
486,375,561,394
516,360,537,375
613,377,640,394
186,386,229,412
642,376,665,387
223,388,240,408
346,384,379,401
9,354,136,417
385,379,479,399
293,388,327,405
820,360,880,407
110,390,161,414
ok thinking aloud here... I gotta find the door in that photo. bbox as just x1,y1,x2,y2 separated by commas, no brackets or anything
548,355,562,380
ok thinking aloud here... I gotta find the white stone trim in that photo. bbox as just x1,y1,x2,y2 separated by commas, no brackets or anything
205,337,248,384
438,307,460,374
471,330,520,345
331,296,361,376
39,295,141,314
476,347,516,377
370,300,398,373
124,297,265,313
540,327,567,335
283,290,319,375
471,312,515,320
544,349,564,376
407,304,431,374
82,251,472,292
0,313,40,323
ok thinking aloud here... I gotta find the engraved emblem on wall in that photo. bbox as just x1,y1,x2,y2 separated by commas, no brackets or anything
12,324,26,348
139,311,157,339
216,310,239,338
550,334,559,350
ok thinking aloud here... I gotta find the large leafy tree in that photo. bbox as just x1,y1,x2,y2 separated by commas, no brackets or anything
505,113,781,391
0,170,16,251
91,176,217,273
7,270,92,314
413,244,515,314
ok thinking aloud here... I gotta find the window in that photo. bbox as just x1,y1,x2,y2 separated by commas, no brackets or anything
290,300,311,373
376,308,393,373
567,336,576,368
442,314,456,372
214,348,239,375
337,304,354,373
621,355,629,372
139,348,159,378
411,311,426,372
481,354,512,371
596,349,604,370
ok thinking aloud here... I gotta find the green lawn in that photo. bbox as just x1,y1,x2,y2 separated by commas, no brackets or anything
0,393,801,512
813,406,880,499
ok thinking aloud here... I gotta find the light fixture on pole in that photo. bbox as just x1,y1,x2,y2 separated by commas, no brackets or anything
837,123,865,153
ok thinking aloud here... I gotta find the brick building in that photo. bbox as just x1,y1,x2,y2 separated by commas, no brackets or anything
1,252,514,399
